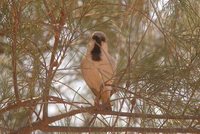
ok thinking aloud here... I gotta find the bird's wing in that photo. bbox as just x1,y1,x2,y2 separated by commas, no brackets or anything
81,56,103,96
99,54,116,84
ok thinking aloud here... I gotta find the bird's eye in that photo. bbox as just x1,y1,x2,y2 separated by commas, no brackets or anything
101,36,106,42
92,35,98,40
92,35,101,45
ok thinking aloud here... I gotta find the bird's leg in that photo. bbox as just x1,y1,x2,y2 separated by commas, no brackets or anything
94,97,103,111
102,99,112,111
94,89,101,110
94,97,100,106
94,84,106,110
101,86,112,111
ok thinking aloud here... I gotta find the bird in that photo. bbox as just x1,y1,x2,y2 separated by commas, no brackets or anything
81,31,116,110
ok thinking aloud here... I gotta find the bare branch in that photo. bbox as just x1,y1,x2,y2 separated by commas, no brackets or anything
11,1,20,102
42,0,66,120
41,126,200,133
11,106,200,133
0,97,41,114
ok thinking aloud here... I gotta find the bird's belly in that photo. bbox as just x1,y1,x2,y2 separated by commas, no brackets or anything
81,58,114,93
82,66,102,90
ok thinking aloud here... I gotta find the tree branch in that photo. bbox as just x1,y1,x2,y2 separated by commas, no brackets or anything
11,1,20,103
0,97,41,114
42,0,66,120
41,126,200,133
12,126,200,133
11,106,200,133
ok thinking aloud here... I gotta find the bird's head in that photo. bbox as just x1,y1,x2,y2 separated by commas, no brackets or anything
92,31,106,45
88,31,108,61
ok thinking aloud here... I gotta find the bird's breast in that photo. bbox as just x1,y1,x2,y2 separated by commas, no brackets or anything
81,54,115,85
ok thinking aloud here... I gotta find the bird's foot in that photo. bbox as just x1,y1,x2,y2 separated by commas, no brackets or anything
102,103,112,111
94,98,101,110
94,98,112,111
94,103,112,111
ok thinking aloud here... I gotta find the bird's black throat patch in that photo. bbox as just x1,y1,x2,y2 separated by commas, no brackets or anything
91,42,101,61
91,35,105,61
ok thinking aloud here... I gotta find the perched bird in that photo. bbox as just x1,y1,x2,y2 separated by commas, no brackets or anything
81,31,116,110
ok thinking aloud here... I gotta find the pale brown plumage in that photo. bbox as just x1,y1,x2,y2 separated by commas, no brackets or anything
81,31,116,110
